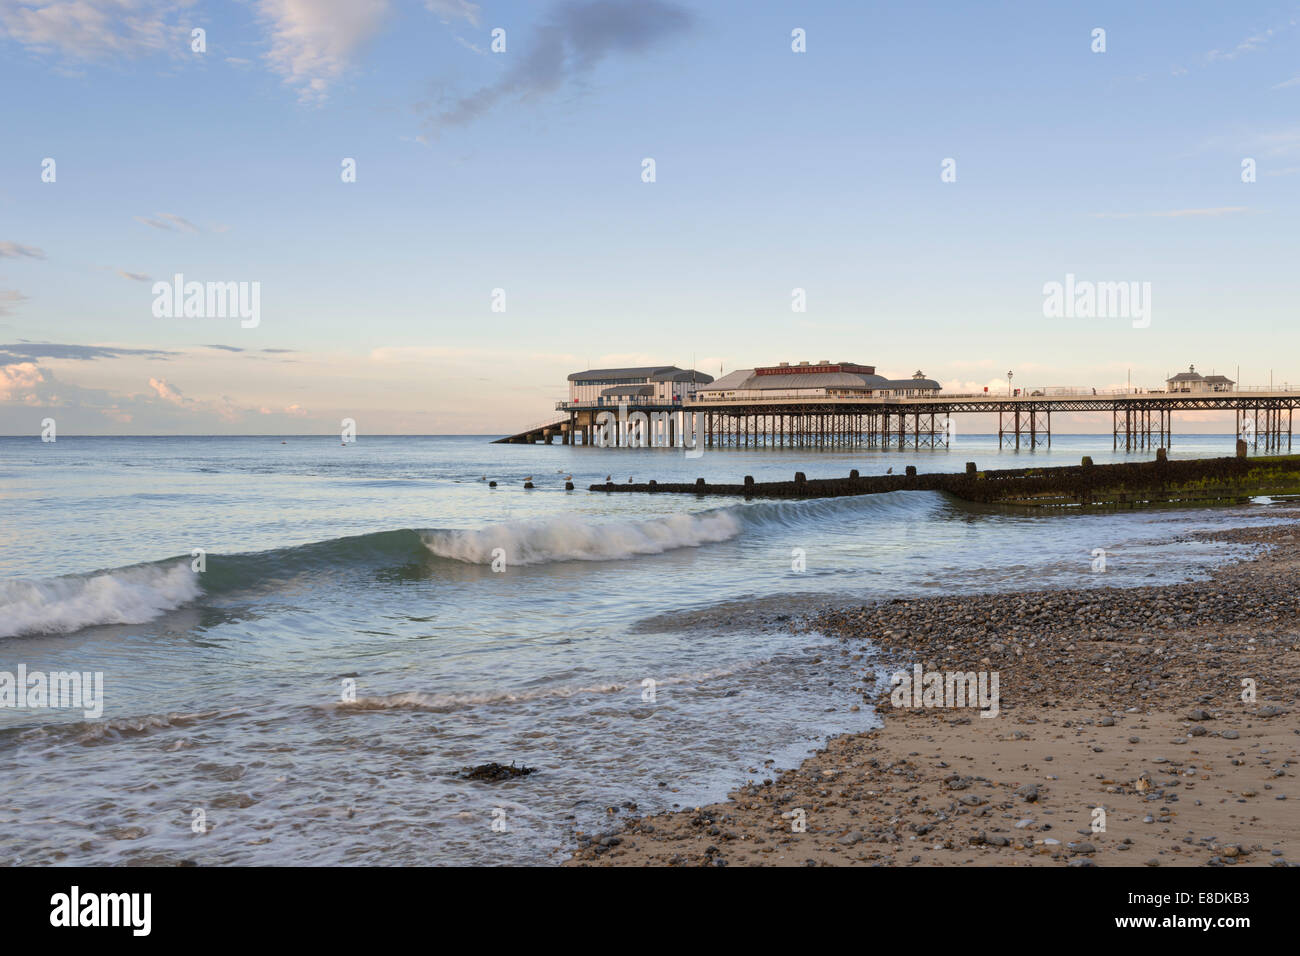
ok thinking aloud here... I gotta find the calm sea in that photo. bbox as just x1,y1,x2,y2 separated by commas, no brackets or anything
0,434,1284,865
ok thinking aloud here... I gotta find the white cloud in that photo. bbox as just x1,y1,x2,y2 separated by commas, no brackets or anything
147,375,188,404
1091,207,1249,220
134,211,199,232
256,0,393,103
0,361,46,400
0,0,190,61
1206,20,1295,62
426,0,478,26
0,241,45,259
0,289,28,314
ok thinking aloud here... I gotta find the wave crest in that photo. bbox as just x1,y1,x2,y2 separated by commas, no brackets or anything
0,561,201,639
420,511,743,566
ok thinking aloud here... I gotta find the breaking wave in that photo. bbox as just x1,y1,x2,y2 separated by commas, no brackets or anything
0,495,932,637
0,561,201,639
420,511,744,565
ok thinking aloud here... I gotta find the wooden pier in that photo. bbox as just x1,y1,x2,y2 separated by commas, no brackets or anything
527,390,1298,452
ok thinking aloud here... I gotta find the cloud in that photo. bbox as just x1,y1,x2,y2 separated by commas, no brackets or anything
1151,207,1249,218
134,211,199,232
0,0,190,62
942,378,1012,396
256,0,395,103
0,342,175,362
0,290,27,315
118,270,152,282
0,361,47,401
454,34,483,54
1091,207,1249,219
370,345,486,362
1206,20,1296,62
0,241,45,259
147,376,189,405
426,0,478,26
424,0,693,131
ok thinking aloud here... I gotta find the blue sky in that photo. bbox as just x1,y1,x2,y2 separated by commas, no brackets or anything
1,0,1298,433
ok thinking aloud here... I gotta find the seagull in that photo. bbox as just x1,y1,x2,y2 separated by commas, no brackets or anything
628,477,634,483
478,476,487,481
523,476,534,482
886,467,893,474
564,475,573,481
605,474,612,482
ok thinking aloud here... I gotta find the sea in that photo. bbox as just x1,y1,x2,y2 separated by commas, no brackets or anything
0,433,1286,865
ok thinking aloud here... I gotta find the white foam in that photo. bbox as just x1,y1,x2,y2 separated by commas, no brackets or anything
0,561,202,638
421,510,742,566
336,667,741,713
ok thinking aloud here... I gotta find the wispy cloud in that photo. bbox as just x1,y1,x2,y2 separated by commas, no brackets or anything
0,342,176,362
1206,20,1296,62
426,0,479,26
423,0,694,132
117,270,152,282
0,241,45,259
1091,207,1250,220
134,212,200,232
0,0,189,62
0,290,27,315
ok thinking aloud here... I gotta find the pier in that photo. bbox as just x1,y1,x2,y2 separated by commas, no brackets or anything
496,361,1297,452
537,390,1298,452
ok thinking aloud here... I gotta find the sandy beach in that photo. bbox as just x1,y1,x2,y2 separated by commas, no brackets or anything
567,514,1300,867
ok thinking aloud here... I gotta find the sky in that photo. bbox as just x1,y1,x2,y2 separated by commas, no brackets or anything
1,0,1298,435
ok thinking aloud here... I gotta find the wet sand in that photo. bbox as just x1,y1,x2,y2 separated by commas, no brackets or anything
566,516,1300,866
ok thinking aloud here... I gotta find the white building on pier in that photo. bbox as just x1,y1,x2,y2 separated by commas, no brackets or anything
695,360,941,402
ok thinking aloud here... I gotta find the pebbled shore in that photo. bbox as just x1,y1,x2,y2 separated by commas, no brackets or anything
566,515,1300,867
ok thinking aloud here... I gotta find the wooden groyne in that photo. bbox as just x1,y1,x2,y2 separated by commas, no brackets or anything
588,448,1300,509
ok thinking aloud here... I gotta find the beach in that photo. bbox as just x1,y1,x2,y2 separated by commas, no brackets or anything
2,435,1294,866
567,518,1300,866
